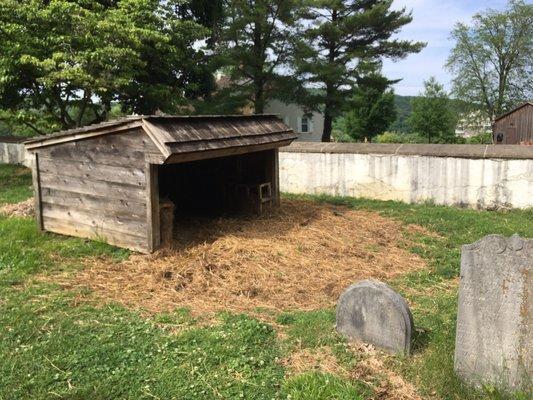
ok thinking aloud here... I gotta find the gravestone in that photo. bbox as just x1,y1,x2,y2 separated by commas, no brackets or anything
336,280,413,355
454,234,532,392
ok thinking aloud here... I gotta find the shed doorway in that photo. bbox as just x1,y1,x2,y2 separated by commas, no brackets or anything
156,149,279,244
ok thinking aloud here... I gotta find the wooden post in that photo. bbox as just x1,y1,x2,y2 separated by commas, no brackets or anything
31,152,44,231
272,148,280,205
146,163,160,252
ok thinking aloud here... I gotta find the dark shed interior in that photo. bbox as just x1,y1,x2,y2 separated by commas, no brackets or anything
158,149,276,217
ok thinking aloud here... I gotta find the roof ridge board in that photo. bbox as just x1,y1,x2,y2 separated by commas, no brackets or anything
23,117,143,145
164,129,295,146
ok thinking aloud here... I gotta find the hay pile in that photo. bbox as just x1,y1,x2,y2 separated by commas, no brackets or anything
0,198,34,218
49,199,427,315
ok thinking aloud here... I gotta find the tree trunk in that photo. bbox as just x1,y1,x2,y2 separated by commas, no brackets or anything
254,83,265,114
322,111,332,142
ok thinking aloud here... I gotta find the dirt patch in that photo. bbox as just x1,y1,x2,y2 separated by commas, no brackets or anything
281,346,347,377
281,342,424,400
0,198,34,218
44,199,427,315
349,342,424,400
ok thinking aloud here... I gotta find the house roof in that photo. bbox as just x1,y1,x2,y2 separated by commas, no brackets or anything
24,115,296,158
493,102,533,122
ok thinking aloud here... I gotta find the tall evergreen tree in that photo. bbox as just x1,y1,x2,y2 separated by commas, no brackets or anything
344,71,397,142
408,77,458,143
216,0,300,113
293,0,424,142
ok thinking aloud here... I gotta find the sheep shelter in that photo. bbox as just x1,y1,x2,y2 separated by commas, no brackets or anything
24,115,296,253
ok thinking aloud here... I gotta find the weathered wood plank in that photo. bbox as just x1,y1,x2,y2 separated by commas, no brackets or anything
43,216,149,253
145,163,160,252
25,121,144,150
165,139,293,164
41,188,146,218
37,129,160,168
42,203,147,237
31,153,44,230
39,157,146,187
39,172,146,202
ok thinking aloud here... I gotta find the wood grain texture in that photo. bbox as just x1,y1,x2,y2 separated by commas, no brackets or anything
43,216,149,253
31,153,44,230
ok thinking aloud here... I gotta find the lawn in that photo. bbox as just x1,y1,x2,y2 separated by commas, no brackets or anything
0,164,531,400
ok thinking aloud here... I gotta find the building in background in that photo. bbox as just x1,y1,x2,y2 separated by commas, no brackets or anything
455,111,492,139
265,100,323,142
492,102,533,145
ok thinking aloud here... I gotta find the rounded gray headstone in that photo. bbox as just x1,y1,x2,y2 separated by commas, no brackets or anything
336,280,414,355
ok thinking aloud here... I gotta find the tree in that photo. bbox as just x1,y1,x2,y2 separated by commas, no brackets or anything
446,0,533,119
216,0,300,113
0,0,207,135
408,77,458,143
292,0,424,142
343,71,397,142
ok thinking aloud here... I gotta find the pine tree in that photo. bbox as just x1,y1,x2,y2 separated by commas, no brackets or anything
216,0,300,113
293,0,424,141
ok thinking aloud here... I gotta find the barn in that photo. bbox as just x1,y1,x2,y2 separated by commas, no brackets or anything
492,102,533,144
24,115,296,253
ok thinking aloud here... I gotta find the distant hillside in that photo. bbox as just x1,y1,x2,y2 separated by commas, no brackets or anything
390,95,417,133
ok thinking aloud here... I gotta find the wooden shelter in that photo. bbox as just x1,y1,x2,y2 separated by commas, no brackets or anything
492,102,533,144
24,115,296,253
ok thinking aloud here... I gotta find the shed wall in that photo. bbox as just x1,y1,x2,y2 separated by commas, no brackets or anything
493,105,533,144
34,128,159,252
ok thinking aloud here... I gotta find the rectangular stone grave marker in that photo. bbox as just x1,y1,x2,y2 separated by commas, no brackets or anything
454,234,532,393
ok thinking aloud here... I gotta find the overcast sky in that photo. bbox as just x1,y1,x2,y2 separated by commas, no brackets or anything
382,0,510,96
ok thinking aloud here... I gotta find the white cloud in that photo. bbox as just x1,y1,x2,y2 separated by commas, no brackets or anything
382,0,508,95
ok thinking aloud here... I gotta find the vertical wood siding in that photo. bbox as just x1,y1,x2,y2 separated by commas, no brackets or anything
35,129,159,252
493,104,533,143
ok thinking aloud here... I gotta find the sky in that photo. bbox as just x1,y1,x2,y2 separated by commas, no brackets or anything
382,0,510,96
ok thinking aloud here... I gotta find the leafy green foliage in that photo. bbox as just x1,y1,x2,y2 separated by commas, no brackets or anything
374,131,425,143
343,72,397,142
0,0,208,135
466,132,493,144
293,0,424,141
447,0,533,118
408,77,458,143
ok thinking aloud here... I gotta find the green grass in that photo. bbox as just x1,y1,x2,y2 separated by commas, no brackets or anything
0,164,33,204
0,164,531,399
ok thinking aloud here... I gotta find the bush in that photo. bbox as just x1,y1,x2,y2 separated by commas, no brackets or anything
465,132,492,144
375,131,427,143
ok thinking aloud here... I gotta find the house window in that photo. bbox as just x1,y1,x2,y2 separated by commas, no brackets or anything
300,116,310,133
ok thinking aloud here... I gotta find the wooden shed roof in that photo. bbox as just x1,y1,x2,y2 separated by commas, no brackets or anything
493,102,533,122
24,115,296,159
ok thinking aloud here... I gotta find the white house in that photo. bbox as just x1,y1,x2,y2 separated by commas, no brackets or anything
265,99,324,142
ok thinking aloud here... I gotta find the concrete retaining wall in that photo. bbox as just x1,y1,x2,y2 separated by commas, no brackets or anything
0,138,30,167
280,143,533,209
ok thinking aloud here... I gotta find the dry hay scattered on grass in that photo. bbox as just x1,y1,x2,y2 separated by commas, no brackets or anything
45,199,427,315
281,346,347,377
349,342,424,400
0,198,34,218
281,342,423,400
